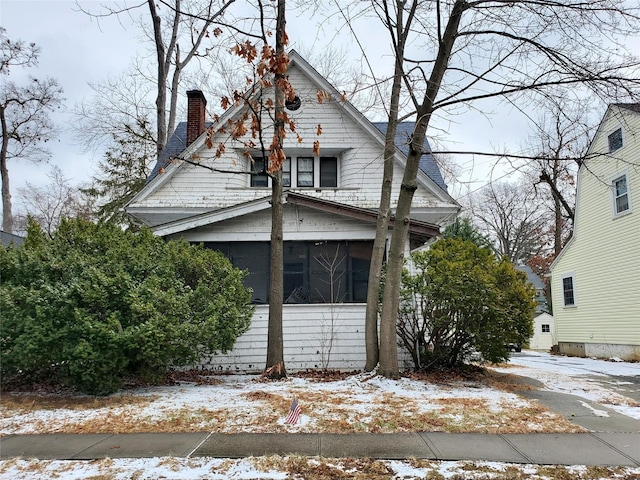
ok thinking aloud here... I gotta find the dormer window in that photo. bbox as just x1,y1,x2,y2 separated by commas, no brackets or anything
249,155,338,189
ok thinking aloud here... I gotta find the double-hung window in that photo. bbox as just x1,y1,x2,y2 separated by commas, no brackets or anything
562,275,576,307
297,157,314,187
612,174,630,215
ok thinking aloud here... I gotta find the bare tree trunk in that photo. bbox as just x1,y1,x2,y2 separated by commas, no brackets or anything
266,170,286,377
0,105,13,233
364,0,416,372
378,0,465,378
264,0,287,379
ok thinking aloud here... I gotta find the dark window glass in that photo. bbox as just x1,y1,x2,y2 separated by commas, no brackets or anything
309,242,348,303
251,158,268,187
320,157,338,187
205,242,269,304
608,128,623,152
542,324,550,333
205,241,372,304
297,157,314,187
562,277,575,306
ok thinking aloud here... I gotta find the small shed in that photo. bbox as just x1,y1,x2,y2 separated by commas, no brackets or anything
530,313,555,351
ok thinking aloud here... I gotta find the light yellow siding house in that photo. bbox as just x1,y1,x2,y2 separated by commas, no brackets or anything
550,104,640,361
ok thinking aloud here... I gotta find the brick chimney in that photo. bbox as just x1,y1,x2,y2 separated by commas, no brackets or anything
186,90,207,146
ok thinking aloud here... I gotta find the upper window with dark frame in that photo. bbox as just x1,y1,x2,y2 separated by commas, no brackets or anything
320,157,338,187
608,128,623,152
250,157,268,187
249,155,339,189
297,157,314,187
562,276,575,307
282,158,291,187
613,174,630,215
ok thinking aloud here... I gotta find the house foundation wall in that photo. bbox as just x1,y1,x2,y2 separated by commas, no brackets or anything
558,341,640,361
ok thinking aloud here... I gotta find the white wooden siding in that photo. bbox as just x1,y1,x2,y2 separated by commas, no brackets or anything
552,105,640,349
130,62,451,224
198,304,368,372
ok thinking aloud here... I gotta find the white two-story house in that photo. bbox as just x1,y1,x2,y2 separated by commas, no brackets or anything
125,51,460,371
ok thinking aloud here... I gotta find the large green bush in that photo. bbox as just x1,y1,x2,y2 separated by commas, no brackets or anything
1,219,253,395
398,238,535,370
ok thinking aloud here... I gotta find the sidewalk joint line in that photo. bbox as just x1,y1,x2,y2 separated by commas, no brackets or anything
588,432,640,467
499,434,534,464
70,434,115,460
188,432,213,458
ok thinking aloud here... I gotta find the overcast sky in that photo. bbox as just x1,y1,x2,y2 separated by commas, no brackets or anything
2,0,638,213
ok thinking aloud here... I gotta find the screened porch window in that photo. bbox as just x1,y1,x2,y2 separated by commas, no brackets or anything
205,240,373,304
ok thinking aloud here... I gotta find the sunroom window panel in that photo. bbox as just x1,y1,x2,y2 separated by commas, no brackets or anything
297,157,314,187
309,242,348,303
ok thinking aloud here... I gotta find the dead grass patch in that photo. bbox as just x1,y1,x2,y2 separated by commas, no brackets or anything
250,455,394,479
0,392,155,413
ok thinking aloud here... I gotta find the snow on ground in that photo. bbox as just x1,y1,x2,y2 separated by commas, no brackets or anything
489,351,640,419
1,352,639,479
1,371,541,435
1,456,638,479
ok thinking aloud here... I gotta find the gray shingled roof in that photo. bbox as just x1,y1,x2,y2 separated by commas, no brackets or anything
147,121,189,184
615,103,640,114
148,121,448,192
372,122,447,192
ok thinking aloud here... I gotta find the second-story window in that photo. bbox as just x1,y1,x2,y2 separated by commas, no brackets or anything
297,157,314,187
282,158,291,187
608,128,623,152
249,155,339,188
250,158,268,187
613,174,630,215
320,157,338,187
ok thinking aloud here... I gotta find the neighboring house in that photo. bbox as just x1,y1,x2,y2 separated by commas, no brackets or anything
515,264,547,314
0,231,24,248
125,51,460,372
550,103,640,361
530,313,555,351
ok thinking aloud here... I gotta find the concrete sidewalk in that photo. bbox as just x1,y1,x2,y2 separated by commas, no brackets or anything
1,432,639,466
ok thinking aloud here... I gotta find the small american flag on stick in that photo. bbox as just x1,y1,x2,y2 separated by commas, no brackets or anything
285,398,301,424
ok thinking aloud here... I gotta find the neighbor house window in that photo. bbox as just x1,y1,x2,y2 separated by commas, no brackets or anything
562,276,576,307
613,174,630,215
541,324,550,333
297,157,314,187
608,128,623,152
250,157,268,187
